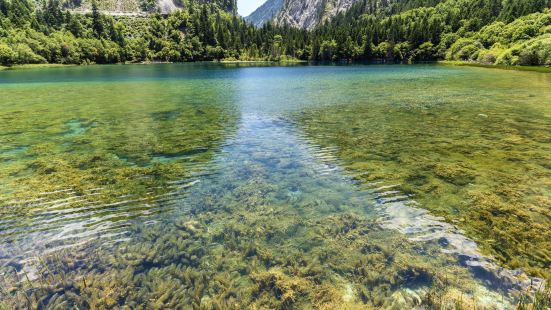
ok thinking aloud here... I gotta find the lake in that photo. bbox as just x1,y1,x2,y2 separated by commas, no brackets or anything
0,63,549,309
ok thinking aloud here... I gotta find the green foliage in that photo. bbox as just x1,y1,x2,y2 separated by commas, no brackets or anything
414,41,435,60
446,38,484,60
319,39,337,60
446,10,551,66
140,0,157,11
306,0,550,63
0,42,15,64
0,0,549,65
11,43,47,63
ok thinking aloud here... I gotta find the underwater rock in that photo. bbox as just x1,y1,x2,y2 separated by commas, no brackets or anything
379,200,543,295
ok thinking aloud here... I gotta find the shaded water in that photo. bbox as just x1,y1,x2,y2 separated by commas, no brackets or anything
0,64,549,308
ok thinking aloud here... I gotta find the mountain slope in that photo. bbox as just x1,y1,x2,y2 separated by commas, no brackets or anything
276,0,359,29
245,0,283,26
246,0,360,29
64,0,234,15
247,0,445,30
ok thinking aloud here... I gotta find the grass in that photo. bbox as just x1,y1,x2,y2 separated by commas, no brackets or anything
0,64,77,71
438,60,551,73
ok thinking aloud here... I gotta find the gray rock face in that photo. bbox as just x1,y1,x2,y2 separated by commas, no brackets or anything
158,0,178,14
276,0,359,29
246,0,361,29
246,0,423,30
245,0,284,27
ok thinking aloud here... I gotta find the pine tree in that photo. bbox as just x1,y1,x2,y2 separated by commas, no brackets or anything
91,0,103,38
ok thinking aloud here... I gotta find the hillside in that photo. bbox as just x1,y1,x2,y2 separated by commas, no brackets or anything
63,0,235,15
446,10,551,66
0,0,549,66
247,0,445,29
244,0,282,27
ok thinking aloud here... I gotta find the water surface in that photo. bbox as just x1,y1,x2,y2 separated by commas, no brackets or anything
0,64,549,308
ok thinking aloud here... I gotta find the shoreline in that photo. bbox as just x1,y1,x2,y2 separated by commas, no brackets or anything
218,59,307,63
0,60,305,71
2,61,550,72
0,64,78,71
438,60,551,73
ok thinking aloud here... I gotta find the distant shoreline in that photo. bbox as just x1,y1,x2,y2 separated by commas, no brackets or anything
438,60,551,73
0,64,78,71
0,60,306,71
218,59,307,63
2,61,550,73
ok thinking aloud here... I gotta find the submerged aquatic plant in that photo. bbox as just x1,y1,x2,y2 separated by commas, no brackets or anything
295,67,551,278
0,64,549,309
0,145,512,309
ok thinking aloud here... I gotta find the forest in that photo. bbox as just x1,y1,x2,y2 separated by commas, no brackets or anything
0,0,550,65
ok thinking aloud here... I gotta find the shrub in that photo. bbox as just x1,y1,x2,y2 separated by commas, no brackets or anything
414,41,435,60
495,50,519,66
0,42,15,65
12,43,46,64
446,38,483,60
519,49,540,65
476,43,504,64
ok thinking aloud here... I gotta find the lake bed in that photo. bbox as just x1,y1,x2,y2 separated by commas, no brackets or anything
0,63,549,309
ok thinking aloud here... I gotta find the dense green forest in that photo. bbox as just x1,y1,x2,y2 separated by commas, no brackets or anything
0,0,550,65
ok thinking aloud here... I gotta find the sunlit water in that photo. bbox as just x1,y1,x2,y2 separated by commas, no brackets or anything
0,64,549,308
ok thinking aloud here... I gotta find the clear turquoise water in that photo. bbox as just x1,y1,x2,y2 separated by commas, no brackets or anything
0,64,549,308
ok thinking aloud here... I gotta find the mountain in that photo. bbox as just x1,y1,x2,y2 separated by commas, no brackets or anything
244,0,283,27
247,0,444,30
63,0,235,15
246,0,357,29
275,0,361,29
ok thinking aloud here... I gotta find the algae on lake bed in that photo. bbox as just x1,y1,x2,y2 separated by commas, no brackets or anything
0,113,526,309
0,64,549,308
296,66,551,278
0,81,237,198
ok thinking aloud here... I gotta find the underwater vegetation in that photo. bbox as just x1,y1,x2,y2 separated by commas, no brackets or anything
0,169,532,309
296,66,551,279
0,64,550,309
0,79,239,221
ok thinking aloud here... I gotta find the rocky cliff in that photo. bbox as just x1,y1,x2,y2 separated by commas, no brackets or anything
244,0,284,26
246,0,444,29
247,0,362,29
276,0,359,29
